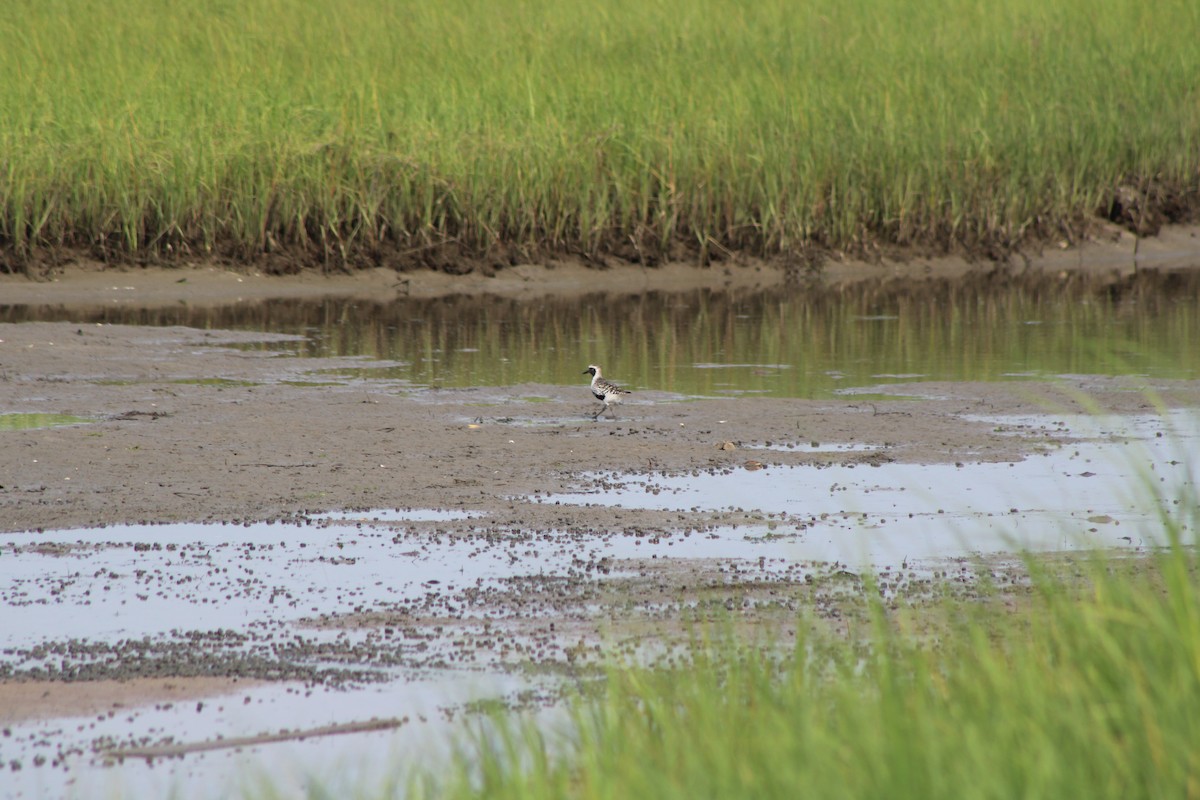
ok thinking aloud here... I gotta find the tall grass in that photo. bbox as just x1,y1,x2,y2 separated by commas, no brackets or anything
3,0,1199,269
419,541,1199,798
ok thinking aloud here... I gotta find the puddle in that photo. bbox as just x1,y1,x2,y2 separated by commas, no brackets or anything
545,410,1199,566
0,412,92,431
0,510,573,798
315,508,483,523
455,413,590,428
0,517,512,644
744,441,882,453
1,670,530,800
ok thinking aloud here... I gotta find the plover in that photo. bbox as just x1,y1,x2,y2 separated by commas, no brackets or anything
582,364,631,420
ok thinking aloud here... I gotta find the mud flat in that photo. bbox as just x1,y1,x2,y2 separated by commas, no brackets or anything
3,317,1198,534
1,256,1199,796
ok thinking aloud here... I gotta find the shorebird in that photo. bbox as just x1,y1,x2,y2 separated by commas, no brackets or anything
582,364,631,420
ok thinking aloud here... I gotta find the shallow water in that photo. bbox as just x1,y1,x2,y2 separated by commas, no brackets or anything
5,275,1200,398
546,410,1199,565
1,404,1196,797
2,670,525,800
0,513,585,798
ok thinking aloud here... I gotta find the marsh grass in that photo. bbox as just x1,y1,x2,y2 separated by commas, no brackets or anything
412,549,1198,799
3,0,1199,270
409,458,1200,800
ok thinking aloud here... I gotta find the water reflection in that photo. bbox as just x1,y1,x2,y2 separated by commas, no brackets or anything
544,410,1200,564
3,271,1199,397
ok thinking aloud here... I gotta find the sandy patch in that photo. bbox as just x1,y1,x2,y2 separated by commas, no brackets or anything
0,677,256,726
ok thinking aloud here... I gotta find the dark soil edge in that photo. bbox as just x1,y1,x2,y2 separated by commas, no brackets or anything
3,177,1198,279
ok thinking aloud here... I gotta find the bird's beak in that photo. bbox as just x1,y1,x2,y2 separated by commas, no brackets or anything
582,369,590,374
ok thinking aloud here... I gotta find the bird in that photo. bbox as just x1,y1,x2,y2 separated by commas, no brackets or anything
582,364,631,420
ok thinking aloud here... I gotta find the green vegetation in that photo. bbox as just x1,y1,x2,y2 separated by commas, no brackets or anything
419,545,1199,798
3,0,1199,270
0,412,92,430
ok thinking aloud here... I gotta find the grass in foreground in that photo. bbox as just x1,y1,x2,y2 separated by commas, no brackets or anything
3,0,1199,269
416,544,1199,799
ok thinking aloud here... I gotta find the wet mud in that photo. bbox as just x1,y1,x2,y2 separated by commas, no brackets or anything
1,260,1199,793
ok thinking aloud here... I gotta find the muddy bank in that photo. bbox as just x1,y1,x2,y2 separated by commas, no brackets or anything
2,223,1199,309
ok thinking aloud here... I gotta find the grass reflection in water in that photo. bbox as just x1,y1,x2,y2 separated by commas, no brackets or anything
4,271,1198,398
